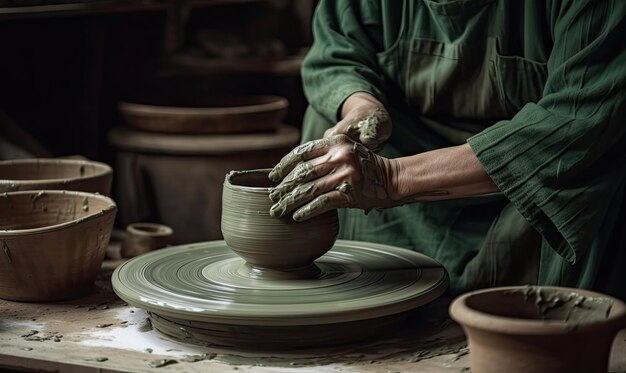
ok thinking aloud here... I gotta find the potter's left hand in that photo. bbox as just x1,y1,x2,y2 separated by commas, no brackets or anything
268,134,402,221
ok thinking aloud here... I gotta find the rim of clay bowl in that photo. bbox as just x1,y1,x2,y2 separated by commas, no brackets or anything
118,95,289,116
0,158,112,187
224,168,275,193
127,222,173,237
449,286,626,335
0,190,117,237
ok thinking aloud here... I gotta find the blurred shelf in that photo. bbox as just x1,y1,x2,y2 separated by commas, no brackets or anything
160,50,306,77
0,0,273,20
0,1,169,20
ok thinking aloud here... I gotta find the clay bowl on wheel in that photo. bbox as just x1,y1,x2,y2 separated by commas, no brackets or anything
118,95,288,135
221,169,338,273
450,285,626,373
0,158,112,195
0,190,117,301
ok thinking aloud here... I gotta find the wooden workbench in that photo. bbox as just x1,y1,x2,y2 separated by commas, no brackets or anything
1,250,625,373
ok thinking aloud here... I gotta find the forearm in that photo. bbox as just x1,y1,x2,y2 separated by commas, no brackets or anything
340,92,384,119
390,143,499,202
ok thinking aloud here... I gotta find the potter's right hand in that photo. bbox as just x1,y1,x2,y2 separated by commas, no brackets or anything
323,92,392,152
267,134,403,222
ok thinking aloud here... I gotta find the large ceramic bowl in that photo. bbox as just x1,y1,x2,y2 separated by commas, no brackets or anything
450,286,626,373
0,158,112,195
221,169,338,271
0,190,117,301
119,95,288,135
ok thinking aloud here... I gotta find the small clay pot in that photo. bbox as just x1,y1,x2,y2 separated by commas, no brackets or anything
221,169,338,271
449,286,626,373
120,222,174,258
0,158,112,195
0,190,117,301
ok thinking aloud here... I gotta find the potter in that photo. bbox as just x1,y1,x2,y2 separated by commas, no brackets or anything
267,0,626,301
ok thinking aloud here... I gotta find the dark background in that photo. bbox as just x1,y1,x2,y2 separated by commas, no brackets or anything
0,0,314,163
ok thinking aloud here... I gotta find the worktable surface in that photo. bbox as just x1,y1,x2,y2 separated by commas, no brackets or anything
1,250,625,373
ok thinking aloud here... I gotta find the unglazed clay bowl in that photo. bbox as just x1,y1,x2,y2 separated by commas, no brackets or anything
450,286,626,373
221,169,338,271
0,158,113,195
119,95,288,135
120,222,174,258
0,190,117,301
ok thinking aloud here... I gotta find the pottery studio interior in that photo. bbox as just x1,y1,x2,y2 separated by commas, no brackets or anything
1,1,625,372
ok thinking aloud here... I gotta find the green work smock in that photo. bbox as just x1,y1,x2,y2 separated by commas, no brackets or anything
300,0,626,298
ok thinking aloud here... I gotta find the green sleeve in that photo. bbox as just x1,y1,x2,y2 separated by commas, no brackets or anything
301,0,386,122
468,0,626,264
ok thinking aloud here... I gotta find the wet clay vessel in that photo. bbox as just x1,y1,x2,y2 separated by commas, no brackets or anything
119,95,288,135
0,158,112,195
449,286,626,373
0,190,117,301
112,240,449,349
221,169,338,272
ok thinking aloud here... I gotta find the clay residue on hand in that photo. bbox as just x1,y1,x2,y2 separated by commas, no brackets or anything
355,108,391,151
505,285,613,327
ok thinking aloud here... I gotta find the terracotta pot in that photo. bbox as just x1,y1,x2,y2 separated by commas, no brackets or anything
0,190,117,301
221,169,339,271
0,158,112,195
449,286,626,373
120,222,174,258
118,95,288,135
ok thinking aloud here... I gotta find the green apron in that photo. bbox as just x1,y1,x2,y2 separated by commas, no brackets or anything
300,0,626,296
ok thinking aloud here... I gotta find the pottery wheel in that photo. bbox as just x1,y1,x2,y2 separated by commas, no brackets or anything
112,240,448,327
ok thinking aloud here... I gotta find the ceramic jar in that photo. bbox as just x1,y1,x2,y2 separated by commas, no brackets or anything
449,286,626,373
221,169,338,271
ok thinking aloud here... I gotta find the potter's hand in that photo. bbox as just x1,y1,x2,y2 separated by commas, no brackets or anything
268,134,402,221
324,92,391,151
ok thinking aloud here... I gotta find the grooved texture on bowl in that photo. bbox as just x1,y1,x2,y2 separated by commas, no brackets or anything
0,158,112,195
0,191,117,301
221,169,338,270
119,95,288,135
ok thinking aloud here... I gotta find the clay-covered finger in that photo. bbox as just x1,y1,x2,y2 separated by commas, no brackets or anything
268,141,318,182
269,161,334,202
292,191,351,222
324,120,360,141
268,136,347,182
357,108,391,150
269,181,321,218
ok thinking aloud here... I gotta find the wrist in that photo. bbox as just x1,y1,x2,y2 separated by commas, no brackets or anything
341,92,385,119
393,144,499,202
